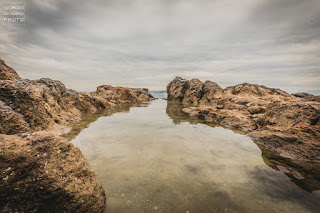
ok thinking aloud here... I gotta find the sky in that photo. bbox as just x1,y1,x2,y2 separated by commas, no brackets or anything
0,0,319,93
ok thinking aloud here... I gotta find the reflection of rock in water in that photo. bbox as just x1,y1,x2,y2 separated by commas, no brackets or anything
167,101,320,192
166,101,210,125
259,143,320,192
63,102,150,141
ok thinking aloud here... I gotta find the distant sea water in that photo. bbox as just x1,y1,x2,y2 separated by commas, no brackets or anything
150,90,167,99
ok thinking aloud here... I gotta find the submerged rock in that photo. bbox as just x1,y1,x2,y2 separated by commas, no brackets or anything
0,132,106,212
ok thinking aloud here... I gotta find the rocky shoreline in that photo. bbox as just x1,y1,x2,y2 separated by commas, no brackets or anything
1,58,319,210
0,59,154,212
167,77,320,191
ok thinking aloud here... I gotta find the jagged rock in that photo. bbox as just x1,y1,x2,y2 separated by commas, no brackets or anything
0,132,106,212
0,101,30,134
0,78,154,135
166,77,189,101
167,77,320,162
0,58,155,212
224,83,291,99
0,59,21,80
91,85,154,105
168,77,320,191
182,79,204,105
199,80,223,105
0,79,83,133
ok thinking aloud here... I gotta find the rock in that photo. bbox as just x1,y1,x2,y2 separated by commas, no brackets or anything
0,57,155,211
182,79,204,105
91,85,154,105
223,83,292,100
0,59,21,80
0,101,30,134
307,96,320,102
0,67,154,135
167,77,320,162
292,92,314,98
292,92,320,102
0,132,106,212
0,79,83,134
166,77,189,101
168,77,320,191
200,80,223,105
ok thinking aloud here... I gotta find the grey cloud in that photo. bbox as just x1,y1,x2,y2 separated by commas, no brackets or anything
0,0,319,94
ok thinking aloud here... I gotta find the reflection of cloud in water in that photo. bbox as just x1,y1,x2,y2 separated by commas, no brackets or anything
62,101,150,141
69,100,320,212
166,100,320,193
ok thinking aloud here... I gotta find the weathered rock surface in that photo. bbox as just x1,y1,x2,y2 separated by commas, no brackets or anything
0,58,154,212
0,132,105,212
167,77,320,190
0,59,20,81
199,81,223,105
0,101,30,135
90,85,154,107
166,77,189,101
0,60,154,135
181,79,203,105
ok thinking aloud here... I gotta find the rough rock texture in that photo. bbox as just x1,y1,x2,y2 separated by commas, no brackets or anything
167,77,320,190
90,85,154,107
0,132,105,212
181,79,204,105
0,101,30,134
199,81,223,105
0,60,154,135
0,58,154,212
0,78,83,134
0,59,20,81
166,77,189,101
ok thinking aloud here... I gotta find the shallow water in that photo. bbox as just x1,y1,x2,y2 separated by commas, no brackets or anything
69,99,320,213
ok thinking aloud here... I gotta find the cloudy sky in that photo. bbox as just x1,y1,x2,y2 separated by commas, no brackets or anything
0,0,319,93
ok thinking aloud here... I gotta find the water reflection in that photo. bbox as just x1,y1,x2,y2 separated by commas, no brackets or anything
166,101,320,192
69,100,320,212
63,102,150,141
259,144,320,192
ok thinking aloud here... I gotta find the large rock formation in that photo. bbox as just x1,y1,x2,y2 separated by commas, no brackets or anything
0,58,154,212
0,61,154,135
0,132,105,212
167,77,320,190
